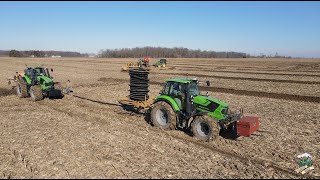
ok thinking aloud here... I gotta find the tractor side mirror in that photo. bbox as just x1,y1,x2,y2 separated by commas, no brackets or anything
51,68,53,72
206,81,210,86
206,92,209,97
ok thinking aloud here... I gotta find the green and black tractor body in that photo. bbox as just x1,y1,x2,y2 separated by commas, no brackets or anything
151,78,256,141
16,66,64,101
153,59,167,67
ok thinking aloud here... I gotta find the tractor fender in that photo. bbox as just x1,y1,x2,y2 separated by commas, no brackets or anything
153,96,181,112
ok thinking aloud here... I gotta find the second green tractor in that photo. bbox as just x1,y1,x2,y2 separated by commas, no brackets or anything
14,66,64,101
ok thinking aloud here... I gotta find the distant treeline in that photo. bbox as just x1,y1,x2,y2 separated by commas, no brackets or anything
1,50,89,57
0,47,293,58
98,47,250,58
0,50,9,57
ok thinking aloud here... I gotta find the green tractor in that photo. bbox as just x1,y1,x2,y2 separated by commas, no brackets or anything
150,78,259,141
13,66,64,101
153,59,167,68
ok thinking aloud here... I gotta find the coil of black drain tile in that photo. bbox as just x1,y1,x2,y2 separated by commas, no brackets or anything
129,68,150,101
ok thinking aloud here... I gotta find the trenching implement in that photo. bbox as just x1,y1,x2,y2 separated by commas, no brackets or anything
118,67,260,141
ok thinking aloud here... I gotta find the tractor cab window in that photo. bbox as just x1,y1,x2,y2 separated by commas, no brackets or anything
25,69,30,76
165,82,186,109
25,68,35,77
163,82,186,96
34,68,46,76
169,82,185,97
163,82,171,95
189,82,200,97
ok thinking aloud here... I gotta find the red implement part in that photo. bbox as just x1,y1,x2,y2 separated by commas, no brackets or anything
236,116,260,137
143,57,150,63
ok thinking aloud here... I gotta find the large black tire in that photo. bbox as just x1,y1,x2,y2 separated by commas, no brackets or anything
16,79,28,98
29,85,43,101
222,122,238,140
54,82,64,98
151,101,176,130
191,116,220,142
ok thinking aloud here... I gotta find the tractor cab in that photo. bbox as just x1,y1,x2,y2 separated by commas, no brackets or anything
154,58,167,67
22,66,56,92
34,67,47,76
161,78,199,110
159,59,167,64
25,67,51,79
24,66,52,86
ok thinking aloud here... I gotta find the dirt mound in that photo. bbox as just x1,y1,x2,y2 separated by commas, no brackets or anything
0,88,15,97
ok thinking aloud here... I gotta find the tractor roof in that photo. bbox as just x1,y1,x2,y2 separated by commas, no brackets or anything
165,78,197,84
27,66,44,69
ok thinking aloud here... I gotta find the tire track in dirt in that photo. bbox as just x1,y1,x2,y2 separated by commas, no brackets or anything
172,63,282,71
236,68,320,73
43,94,318,179
153,72,320,85
173,66,320,77
160,131,318,179
97,78,320,103
172,63,320,73
199,86,320,103
5,149,39,178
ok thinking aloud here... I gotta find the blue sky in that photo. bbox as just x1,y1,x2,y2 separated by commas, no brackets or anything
0,1,320,57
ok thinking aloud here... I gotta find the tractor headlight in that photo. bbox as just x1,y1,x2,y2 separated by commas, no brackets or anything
222,107,228,115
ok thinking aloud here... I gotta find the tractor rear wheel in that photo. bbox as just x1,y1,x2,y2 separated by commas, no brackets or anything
16,79,28,98
29,85,43,101
151,101,176,130
191,116,220,141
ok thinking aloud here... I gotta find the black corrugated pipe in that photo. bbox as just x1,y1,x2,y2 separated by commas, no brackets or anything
129,68,150,101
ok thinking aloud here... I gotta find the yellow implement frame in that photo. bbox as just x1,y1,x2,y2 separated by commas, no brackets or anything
121,62,140,71
118,95,155,109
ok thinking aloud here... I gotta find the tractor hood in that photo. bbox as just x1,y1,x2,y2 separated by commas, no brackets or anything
37,75,53,83
193,95,229,120
193,95,228,107
37,75,54,90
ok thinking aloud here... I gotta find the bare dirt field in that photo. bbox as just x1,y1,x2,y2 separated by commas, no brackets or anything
1,57,320,178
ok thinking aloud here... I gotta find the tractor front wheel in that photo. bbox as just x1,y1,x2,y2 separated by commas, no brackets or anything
16,79,28,98
151,101,176,130
30,85,43,101
191,116,220,142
